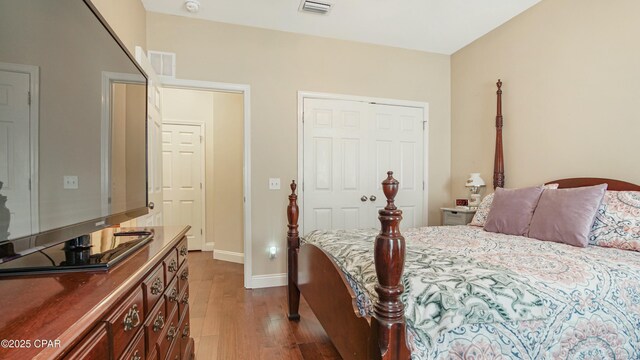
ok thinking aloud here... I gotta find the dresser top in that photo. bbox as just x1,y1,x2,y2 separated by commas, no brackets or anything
0,225,189,360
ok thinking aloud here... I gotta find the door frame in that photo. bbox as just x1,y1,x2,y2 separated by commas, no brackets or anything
100,71,147,217
162,78,252,288
297,91,430,234
0,62,40,234
161,121,207,251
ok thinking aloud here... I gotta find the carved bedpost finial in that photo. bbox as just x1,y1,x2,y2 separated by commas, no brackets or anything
287,180,301,320
370,171,410,359
382,171,399,210
497,79,502,92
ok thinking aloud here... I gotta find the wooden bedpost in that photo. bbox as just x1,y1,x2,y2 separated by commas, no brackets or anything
370,171,410,360
287,180,301,321
493,79,505,189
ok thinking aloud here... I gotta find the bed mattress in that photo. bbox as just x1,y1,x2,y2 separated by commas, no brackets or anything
303,225,640,359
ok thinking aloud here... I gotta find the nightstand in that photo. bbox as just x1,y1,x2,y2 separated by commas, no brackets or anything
441,207,476,226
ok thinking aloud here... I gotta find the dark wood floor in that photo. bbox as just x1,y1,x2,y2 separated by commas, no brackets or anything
188,251,341,359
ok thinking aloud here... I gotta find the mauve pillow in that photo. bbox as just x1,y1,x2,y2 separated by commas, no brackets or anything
529,184,608,247
484,186,545,236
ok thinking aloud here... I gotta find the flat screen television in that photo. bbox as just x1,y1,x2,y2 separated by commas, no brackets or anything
0,0,149,265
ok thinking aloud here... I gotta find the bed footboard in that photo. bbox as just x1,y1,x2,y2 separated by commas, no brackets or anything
287,172,411,360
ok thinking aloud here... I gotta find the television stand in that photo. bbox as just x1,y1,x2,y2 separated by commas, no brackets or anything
0,230,153,276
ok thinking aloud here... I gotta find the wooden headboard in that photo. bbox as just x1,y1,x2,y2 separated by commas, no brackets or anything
546,178,640,191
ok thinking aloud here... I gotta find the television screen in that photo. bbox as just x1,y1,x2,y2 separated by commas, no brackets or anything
0,0,148,261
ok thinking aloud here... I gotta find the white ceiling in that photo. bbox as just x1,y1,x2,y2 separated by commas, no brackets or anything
142,0,541,55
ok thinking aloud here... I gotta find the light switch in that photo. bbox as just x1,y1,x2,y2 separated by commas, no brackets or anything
268,178,281,190
64,176,78,189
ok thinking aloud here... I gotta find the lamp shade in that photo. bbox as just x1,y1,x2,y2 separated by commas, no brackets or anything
465,173,485,187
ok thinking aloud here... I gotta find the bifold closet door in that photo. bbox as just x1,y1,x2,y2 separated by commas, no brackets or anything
303,98,425,233
303,99,371,233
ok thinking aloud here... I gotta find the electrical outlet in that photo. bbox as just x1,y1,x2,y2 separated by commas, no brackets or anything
268,178,280,190
64,176,78,189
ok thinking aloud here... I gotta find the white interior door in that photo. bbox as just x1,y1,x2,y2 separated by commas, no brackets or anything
0,69,32,240
134,48,164,227
303,98,425,233
162,123,204,250
369,104,424,229
303,99,370,232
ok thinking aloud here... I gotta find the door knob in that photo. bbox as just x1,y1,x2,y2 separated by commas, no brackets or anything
360,196,368,202
369,195,377,202
148,202,155,210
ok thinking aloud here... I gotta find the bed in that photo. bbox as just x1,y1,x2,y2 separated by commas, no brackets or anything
285,81,640,360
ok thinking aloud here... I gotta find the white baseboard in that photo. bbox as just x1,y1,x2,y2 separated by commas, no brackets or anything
250,273,287,289
203,242,214,252
213,249,244,264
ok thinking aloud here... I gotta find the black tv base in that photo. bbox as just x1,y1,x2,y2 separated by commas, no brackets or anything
0,230,153,276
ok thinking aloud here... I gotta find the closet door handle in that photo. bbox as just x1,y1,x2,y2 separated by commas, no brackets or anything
148,202,155,210
360,196,368,202
369,195,377,202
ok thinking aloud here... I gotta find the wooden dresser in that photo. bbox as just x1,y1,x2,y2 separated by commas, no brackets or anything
0,226,195,360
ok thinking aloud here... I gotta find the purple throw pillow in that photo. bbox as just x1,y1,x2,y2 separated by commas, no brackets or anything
529,184,608,247
484,186,545,236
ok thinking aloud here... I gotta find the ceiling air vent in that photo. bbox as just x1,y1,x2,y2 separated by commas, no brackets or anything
299,0,332,15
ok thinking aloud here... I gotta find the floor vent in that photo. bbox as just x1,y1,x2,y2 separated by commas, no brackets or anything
148,50,176,78
299,0,332,15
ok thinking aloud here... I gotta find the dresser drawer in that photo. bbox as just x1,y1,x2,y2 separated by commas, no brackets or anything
157,306,179,360
178,305,190,357
144,297,167,356
143,265,165,314
107,287,145,359
177,237,188,266
178,263,189,293
442,210,474,226
64,323,109,360
166,338,182,360
164,249,179,285
119,329,144,360
165,276,180,319
179,285,190,320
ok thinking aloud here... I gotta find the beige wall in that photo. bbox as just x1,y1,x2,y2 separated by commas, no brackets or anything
162,88,244,255
212,92,244,254
451,0,640,200
147,13,451,276
92,0,147,53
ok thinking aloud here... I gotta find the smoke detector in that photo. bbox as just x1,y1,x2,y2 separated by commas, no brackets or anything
184,0,200,13
299,0,332,15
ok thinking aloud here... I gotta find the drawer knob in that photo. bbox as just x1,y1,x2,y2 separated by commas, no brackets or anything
153,313,165,332
180,269,189,281
182,293,189,305
180,246,188,256
123,304,141,332
169,288,179,303
150,277,164,295
168,259,178,273
167,324,177,341
182,324,190,338
131,350,142,360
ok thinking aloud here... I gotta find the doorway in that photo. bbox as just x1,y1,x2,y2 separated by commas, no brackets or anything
299,92,429,234
161,83,248,273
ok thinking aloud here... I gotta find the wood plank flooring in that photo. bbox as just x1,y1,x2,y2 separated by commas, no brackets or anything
187,251,342,359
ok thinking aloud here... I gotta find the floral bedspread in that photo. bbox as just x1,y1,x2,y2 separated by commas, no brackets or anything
302,226,640,359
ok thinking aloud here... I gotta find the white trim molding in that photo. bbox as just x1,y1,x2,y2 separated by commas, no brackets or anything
203,242,215,252
251,273,287,289
161,78,253,288
213,249,244,264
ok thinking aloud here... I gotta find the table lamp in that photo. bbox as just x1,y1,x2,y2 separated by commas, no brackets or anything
465,173,486,209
